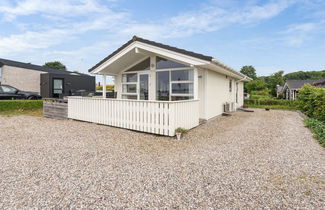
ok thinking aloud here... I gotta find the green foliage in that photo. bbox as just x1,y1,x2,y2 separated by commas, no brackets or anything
296,84,325,122
250,89,271,97
96,85,114,91
175,127,188,133
263,71,285,96
245,104,297,110
240,65,257,80
284,70,325,80
43,61,67,70
245,98,297,107
305,118,325,147
0,100,43,112
245,79,267,93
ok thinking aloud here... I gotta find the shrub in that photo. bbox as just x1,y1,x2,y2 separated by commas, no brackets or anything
250,89,270,96
305,118,325,147
244,98,297,107
175,127,188,134
297,84,325,122
245,80,267,93
0,100,43,112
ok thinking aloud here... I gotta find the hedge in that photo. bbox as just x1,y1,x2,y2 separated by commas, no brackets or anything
0,100,43,112
244,98,297,107
296,84,325,122
305,118,325,147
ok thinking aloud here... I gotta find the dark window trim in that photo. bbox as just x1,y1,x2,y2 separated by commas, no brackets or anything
53,78,64,96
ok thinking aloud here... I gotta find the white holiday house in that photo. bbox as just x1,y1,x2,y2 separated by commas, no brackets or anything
68,36,251,136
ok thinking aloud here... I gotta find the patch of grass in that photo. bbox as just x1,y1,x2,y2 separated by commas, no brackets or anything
0,108,43,117
246,104,297,110
0,100,43,112
304,118,325,147
0,100,43,117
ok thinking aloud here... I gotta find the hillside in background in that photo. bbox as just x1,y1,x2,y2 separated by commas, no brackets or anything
284,70,325,80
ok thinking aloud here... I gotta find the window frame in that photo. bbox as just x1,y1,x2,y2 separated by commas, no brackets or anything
229,79,232,92
121,73,138,99
156,68,194,101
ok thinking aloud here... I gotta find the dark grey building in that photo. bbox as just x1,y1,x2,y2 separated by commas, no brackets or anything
0,58,95,98
282,79,325,100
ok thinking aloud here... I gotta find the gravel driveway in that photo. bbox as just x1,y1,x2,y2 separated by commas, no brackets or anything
0,109,324,209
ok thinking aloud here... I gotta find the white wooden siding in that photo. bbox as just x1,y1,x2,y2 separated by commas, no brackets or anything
68,97,199,136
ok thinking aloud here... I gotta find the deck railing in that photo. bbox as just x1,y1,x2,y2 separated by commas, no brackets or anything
68,97,199,136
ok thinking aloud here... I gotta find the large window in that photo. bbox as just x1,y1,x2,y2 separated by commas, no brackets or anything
156,71,170,101
125,58,150,72
156,69,194,101
122,73,138,99
156,56,189,69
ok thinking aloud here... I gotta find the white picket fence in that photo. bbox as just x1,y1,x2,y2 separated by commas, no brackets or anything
68,97,199,136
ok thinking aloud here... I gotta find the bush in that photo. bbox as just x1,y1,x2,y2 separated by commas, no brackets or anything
250,89,270,96
0,100,43,112
305,118,325,147
297,84,325,122
245,80,267,93
244,98,297,107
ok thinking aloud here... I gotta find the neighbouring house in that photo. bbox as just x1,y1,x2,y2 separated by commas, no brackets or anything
0,58,95,98
68,36,252,136
282,79,325,100
276,85,283,98
313,80,325,88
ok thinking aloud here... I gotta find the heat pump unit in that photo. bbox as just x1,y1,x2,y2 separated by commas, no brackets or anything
224,102,230,113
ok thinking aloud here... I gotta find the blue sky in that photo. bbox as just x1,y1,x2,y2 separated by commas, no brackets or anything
0,0,324,83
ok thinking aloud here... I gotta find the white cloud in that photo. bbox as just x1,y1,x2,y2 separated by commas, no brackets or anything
121,0,297,39
0,0,107,20
281,22,324,46
0,0,303,75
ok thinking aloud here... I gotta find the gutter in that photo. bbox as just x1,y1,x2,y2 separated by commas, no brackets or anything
236,76,248,82
211,59,252,81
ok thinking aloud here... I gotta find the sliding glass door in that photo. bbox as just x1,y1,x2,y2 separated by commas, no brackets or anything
139,74,149,100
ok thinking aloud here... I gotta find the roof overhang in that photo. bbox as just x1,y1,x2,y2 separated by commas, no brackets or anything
90,41,210,75
199,59,252,81
89,36,252,81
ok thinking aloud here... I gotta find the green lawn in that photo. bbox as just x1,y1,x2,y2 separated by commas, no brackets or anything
0,100,43,117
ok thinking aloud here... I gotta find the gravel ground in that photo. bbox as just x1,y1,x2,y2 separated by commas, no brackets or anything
0,109,324,209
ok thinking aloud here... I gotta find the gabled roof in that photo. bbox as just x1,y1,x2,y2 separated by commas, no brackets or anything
0,58,91,76
285,79,325,89
312,80,325,88
88,36,251,81
89,36,213,73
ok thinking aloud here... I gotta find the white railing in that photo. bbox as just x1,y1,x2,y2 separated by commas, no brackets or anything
68,97,199,136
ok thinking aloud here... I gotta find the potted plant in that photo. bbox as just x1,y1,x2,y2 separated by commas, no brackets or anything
175,127,188,140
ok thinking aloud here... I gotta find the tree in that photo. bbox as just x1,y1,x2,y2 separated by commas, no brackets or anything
245,79,267,93
264,71,285,96
43,61,67,70
240,65,257,80
284,70,325,80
